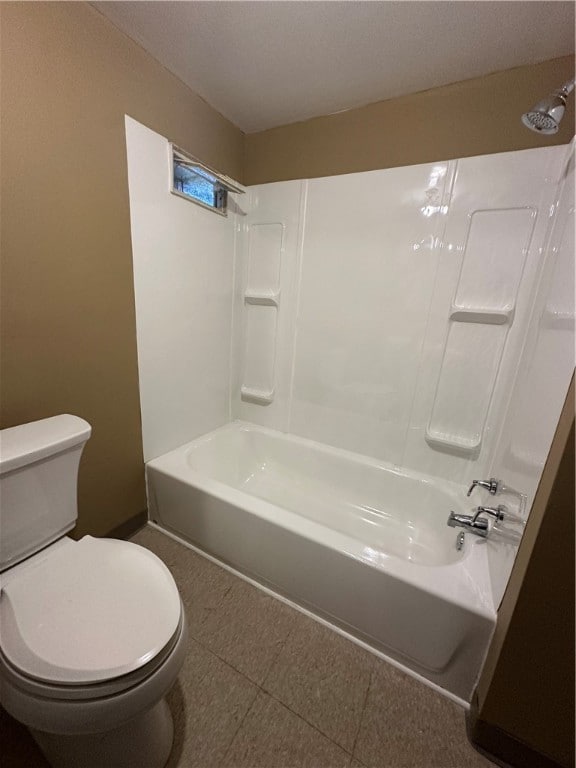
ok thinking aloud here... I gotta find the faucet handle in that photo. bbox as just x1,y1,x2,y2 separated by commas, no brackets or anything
467,478,499,497
473,505,506,523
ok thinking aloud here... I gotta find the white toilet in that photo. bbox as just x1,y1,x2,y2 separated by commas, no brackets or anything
0,415,187,768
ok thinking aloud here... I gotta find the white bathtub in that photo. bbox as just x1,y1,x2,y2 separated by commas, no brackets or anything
146,422,496,703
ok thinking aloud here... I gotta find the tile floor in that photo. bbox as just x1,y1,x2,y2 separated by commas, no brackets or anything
1,526,496,768
140,526,494,768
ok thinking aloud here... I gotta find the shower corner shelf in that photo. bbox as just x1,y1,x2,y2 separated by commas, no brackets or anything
449,307,514,325
244,291,280,307
241,386,275,405
425,428,481,456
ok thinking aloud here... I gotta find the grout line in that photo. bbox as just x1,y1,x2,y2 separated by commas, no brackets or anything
190,617,362,757
350,666,373,761
259,688,356,757
186,633,355,759
192,630,356,758
184,600,357,757
258,611,303,690
190,634,258,685
219,682,261,765
189,628,282,693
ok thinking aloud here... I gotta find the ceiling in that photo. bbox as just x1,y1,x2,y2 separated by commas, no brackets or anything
93,1,575,134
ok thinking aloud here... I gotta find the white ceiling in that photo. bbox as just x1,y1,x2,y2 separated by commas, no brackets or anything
93,1,575,133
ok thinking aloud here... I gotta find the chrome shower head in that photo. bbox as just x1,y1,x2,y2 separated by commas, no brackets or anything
522,78,575,135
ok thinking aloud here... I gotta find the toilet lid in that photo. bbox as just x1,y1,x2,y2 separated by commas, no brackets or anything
0,536,182,685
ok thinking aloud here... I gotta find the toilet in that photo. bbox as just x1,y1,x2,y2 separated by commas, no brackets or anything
0,415,187,768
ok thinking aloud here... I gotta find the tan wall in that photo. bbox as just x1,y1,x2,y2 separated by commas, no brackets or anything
474,376,575,766
0,2,244,537
245,56,575,184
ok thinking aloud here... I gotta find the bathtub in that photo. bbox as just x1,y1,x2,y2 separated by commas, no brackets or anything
146,421,496,704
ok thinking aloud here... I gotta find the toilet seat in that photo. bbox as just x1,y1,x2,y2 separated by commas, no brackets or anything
0,608,188,737
0,612,185,701
0,536,182,686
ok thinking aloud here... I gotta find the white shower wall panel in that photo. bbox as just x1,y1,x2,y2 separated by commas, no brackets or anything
401,146,565,483
125,117,238,461
426,322,508,453
452,208,534,312
237,146,567,487
289,163,451,464
235,181,304,431
242,304,278,394
490,144,575,506
483,143,575,607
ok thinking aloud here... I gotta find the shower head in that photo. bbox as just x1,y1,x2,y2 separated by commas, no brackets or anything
521,78,576,135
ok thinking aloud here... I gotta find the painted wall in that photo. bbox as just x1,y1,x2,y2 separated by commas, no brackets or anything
0,3,244,537
245,56,575,185
125,117,242,461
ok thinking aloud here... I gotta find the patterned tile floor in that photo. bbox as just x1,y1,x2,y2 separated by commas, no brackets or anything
0,526,496,768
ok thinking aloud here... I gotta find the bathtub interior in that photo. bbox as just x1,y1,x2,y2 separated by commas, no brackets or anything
184,424,467,567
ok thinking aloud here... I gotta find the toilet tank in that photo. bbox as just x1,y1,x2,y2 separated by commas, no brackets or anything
0,415,92,571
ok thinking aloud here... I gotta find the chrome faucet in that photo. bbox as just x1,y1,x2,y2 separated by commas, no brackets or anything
472,505,505,523
447,505,506,538
467,477,527,519
467,478,499,497
448,512,489,537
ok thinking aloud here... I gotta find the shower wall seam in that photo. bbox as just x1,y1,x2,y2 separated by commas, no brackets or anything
286,180,309,435
227,209,240,423
397,159,459,471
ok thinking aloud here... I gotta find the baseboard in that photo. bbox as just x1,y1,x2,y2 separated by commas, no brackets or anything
106,510,148,540
466,693,569,768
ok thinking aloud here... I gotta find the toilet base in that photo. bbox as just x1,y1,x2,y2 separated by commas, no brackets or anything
29,697,174,768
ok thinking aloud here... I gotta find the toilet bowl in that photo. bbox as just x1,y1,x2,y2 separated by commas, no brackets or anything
0,416,187,768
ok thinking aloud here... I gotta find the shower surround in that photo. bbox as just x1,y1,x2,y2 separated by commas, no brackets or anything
126,116,574,703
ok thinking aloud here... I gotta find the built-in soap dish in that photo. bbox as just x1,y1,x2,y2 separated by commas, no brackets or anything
425,428,481,456
240,387,275,405
244,292,280,307
449,307,514,325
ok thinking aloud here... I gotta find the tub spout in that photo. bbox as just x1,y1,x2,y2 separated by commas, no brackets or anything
447,512,489,537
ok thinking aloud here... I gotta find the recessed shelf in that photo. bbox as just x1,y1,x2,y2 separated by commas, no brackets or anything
240,387,275,405
425,429,481,455
246,222,284,295
244,292,280,307
449,307,513,325
426,322,508,457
